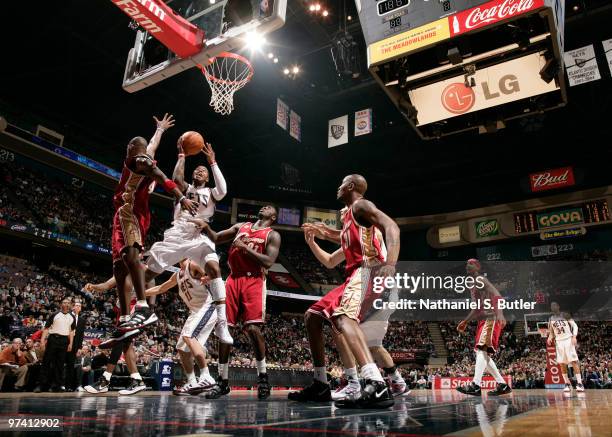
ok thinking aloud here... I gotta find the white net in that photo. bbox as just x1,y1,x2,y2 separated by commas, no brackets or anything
200,53,253,115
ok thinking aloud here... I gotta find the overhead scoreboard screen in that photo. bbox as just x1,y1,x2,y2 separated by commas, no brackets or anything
231,199,302,228
356,0,490,65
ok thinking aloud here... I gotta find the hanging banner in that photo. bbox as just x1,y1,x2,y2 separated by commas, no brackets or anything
564,45,601,86
354,108,372,136
328,115,348,148
276,98,289,130
289,110,301,141
603,39,612,76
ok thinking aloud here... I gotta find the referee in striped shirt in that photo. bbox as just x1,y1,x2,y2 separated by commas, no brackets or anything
34,298,75,393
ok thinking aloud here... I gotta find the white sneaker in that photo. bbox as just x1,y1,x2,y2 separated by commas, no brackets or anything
390,378,411,397
215,319,234,345
563,384,572,392
77,386,85,392
331,381,362,401
576,383,585,392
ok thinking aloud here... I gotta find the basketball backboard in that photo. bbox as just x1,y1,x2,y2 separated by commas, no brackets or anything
118,0,287,92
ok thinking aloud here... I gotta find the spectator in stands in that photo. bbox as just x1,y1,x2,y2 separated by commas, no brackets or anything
0,338,29,391
73,345,93,391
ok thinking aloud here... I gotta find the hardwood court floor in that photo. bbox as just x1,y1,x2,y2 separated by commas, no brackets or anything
0,389,608,436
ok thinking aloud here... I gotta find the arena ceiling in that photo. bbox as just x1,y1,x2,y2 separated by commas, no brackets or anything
1,1,612,217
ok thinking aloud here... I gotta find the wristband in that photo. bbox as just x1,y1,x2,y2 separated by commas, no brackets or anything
178,153,185,158
178,195,186,203
156,127,165,132
163,179,178,192
209,161,217,166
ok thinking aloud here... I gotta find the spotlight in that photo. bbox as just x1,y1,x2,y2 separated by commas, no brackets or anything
246,31,266,51
268,52,274,59
309,4,316,11
347,15,352,20
292,66,300,74
283,68,290,75
273,57,278,63
323,10,329,16
315,4,321,11
573,5,579,11
210,0,216,3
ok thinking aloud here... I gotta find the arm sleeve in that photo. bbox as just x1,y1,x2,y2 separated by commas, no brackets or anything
210,163,227,201
569,320,578,336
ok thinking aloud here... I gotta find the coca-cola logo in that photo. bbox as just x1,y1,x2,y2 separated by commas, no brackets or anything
451,0,542,35
441,83,476,114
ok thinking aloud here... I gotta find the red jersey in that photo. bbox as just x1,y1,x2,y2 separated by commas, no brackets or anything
470,277,502,318
340,206,386,276
228,222,273,275
113,154,155,231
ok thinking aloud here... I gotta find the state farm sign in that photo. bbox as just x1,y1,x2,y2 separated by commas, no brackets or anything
409,52,559,125
450,0,545,37
432,376,512,389
530,167,575,192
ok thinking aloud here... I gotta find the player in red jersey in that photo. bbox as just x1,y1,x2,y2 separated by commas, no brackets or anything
288,174,399,409
456,258,512,396
195,205,281,400
111,114,197,335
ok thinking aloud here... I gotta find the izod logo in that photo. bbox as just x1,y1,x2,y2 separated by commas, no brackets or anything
476,219,499,238
537,208,583,229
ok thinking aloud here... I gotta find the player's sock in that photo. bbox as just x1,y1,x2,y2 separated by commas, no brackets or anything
384,365,403,383
345,366,358,382
102,371,112,382
484,356,506,384
219,363,229,380
314,366,328,384
186,371,197,385
360,362,384,382
473,350,487,385
130,372,142,381
576,372,583,385
200,367,211,378
209,278,227,316
256,359,267,376
136,300,149,308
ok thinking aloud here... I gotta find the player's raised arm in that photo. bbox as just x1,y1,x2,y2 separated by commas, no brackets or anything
304,228,345,268
84,276,116,293
234,231,281,269
146,113,175,158
201,143,227,201
173,140,188,192
134,156,198,216
191,221,242,245
352,199,400,275
301,222,341,245
145,273,178,297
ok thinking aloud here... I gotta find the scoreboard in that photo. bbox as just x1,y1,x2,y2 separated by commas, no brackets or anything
356,0,490,50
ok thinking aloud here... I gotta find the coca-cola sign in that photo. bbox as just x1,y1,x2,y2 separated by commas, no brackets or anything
529,167,575,192
450,0,544,37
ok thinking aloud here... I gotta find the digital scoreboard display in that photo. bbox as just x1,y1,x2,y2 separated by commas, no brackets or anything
356,0,490,62
514,200,610,234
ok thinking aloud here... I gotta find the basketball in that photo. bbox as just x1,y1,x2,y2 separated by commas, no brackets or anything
179,131,205,156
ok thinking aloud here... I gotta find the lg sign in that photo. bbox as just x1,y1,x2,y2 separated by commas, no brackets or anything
442,76,521,115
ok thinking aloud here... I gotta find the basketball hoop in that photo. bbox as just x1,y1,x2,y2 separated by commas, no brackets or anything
198,52,254,115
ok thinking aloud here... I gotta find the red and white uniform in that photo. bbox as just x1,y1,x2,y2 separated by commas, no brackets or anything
471,280,503,353
308,205,386,324
111,155,155,261
225,222,273,326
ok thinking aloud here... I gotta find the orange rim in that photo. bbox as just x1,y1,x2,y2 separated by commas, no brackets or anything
197,52,254,86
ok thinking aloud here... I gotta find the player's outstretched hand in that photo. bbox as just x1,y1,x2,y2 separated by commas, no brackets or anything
457,320,468,333
187,217,209,231
154,113,175,131
378,263,396,279
201,142,215,164
301,222,330,240
304,229,316,246
181,198,198,216
84,283,104,293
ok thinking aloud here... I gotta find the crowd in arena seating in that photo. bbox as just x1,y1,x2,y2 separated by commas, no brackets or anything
282,243,342,286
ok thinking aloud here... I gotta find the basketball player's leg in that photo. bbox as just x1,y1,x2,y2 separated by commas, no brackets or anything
85,341,124,394
119,340,146,395
329,331,360,401
204,257,233,344
368,345,409,396
571,360,584,391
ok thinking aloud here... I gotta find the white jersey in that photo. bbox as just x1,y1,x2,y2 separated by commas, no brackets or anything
173,184,217,224
177,261,212,312
549,314,576,341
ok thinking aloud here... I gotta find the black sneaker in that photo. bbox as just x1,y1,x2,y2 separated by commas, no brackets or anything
119,378,146,395
85,377,110,394
288,380,332,402
457,382,482,396
205,379,230,399
337,379,394,409
488,383,512,396
118,305,158,331
99,327,140,349
257,373,271,400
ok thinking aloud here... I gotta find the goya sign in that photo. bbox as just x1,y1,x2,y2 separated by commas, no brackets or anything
537,208,583,229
